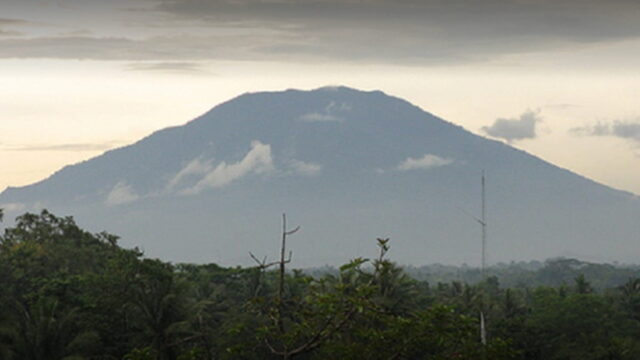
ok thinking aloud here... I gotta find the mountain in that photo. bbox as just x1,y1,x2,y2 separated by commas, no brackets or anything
1,87,638,266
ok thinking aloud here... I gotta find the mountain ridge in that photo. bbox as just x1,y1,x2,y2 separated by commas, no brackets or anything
1,86,638,266
4,86,634,198
1,84,635,201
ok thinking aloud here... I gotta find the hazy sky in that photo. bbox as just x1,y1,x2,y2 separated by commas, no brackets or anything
1,0,640,194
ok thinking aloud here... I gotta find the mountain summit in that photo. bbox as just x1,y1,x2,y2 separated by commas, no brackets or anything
1,87,638,265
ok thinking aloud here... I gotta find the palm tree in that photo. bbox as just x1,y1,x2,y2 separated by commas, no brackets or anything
127,260,191,360
0,298,98,360
619,278,640,322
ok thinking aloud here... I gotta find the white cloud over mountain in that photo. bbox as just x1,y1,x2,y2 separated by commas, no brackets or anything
298,113,342,122
181,141,274,195
287,159,322,176
397,154,453,171
167,157,215,191
106,182,140,206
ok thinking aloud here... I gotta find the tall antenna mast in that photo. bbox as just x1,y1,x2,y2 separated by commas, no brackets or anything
454,171,488,275
454,171,488,345
481,170,487,278
480,170,487,347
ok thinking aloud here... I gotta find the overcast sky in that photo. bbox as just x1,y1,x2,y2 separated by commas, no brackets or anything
2,0,640,194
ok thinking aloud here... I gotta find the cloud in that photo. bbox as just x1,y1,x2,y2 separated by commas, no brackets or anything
325,101,351,112
5,141,123,152
181,141,274,194
147,0,640,63
126,61,211,74
62,29,94,36
0,34,269,61
298,101,350,122
0,18,26,37
0,36,137,60
571,120,640,144
298,113,342,122
166,157,214,190
0,202,26,212
482,110,542,143
106,182,140,206
611,122,640,141
287,160,322,176
3,1,640,64
0,19,26,26
397,154,453,171
0,30,21,36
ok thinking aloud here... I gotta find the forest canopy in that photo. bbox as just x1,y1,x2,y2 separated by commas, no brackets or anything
1,209,639,360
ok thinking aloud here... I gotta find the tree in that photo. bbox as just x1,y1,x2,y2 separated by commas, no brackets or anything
249,218,392,359
0,296,100,360
574,274,593,294
619,278,640,322
125,259,191,360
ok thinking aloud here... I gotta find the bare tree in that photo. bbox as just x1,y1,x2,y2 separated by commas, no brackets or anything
251,220,393,360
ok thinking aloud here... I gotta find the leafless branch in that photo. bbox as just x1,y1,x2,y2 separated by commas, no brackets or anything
249,252,280,269
285,226,301,236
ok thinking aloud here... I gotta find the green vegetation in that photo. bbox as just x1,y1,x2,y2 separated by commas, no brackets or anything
1,210,640,359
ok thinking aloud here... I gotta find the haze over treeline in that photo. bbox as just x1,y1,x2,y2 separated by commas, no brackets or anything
1,209,640,359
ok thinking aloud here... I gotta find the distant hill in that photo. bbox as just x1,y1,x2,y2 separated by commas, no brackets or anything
1,87,638,266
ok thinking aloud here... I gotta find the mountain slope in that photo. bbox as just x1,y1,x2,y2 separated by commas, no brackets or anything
1,87,638,266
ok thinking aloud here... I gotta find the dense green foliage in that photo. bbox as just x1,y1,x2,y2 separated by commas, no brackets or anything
1,210,639,359
401,260,640,291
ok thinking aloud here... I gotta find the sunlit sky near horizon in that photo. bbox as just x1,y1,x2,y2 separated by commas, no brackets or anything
1,0,640,195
